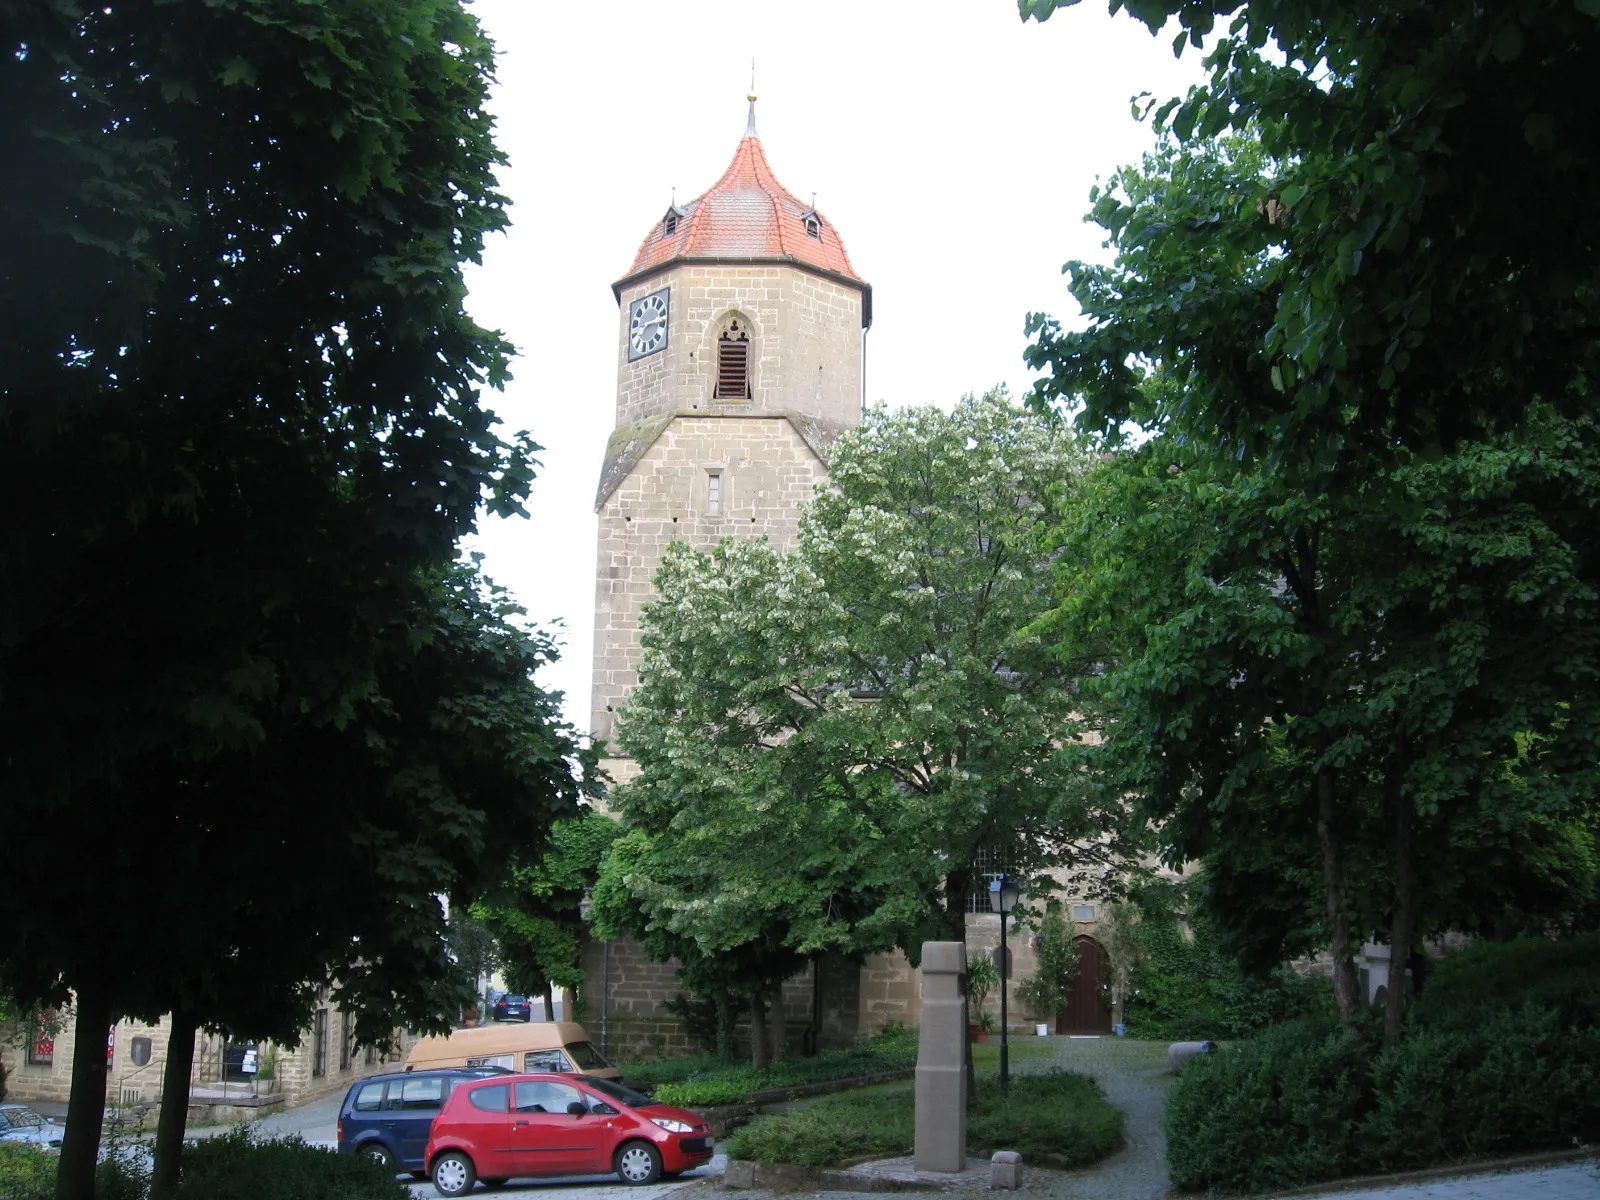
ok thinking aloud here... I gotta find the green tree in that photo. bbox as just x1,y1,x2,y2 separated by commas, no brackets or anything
0,4,582,1196
1045,418,1600,1033
475,811,623,1020
599,392,1128,1066
1020,0,1600,463
1016,0,1600,1042
1017,905,1080,1022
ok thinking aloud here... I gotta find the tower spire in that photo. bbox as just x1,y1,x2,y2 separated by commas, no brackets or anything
745,58,757,138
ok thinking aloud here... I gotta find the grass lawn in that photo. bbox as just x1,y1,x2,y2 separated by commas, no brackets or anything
722,1065,1124,1169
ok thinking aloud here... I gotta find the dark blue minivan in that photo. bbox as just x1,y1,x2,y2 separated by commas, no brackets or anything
337,1068,508,1174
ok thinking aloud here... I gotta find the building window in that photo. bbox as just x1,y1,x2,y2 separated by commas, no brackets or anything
664,211,679,236
707,472,722,516
339,1011,353,1071
964,846,1014,914
715,320,750,400
27,1017,55,1066
312,1009,328,1077
804,214,821,239
1072,904,1097,922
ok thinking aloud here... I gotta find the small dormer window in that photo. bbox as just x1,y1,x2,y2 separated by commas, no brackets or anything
803,214,821,239
664,211,679,237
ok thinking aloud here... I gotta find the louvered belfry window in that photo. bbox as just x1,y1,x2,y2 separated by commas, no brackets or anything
715,320,751,400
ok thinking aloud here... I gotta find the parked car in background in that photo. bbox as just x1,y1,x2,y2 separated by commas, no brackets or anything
425,1072,714,1195
492,994,532,1022
0,1105,64,1149
404,1022,621,1081
336,1068,509,1174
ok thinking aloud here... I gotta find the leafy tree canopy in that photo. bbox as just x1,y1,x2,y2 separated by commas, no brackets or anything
1020,0,1600,466
599,392,1127,1016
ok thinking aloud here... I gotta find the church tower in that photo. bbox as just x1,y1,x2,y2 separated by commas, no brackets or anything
591,101,871,776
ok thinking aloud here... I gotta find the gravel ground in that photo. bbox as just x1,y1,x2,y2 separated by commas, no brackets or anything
1006,1035,1175,1200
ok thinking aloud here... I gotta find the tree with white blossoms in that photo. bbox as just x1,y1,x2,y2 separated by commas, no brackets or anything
601,390,1129,1062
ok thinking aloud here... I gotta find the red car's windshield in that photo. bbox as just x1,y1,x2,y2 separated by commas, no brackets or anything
578,1076,653,1109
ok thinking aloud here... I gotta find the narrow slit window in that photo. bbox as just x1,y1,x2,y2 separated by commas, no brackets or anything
707,473,722,515
715,321,750,399
664,211,678,236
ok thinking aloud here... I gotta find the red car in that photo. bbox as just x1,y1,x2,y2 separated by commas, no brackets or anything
424,1073,714,1194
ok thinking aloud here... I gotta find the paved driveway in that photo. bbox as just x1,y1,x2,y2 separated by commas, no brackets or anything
1287,1162,1597,1200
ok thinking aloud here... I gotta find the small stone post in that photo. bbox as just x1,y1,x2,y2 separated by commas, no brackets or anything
914,941,967,1173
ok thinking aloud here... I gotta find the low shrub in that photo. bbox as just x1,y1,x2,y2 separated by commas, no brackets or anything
723,1089,913,1167
175,1128,407,1200
641,1026,918,1107
725,1070,1123,1171
0,1142,149,1200
1409,931,1600,1032
0,1144,57,1200
1167,935,1600,1193
967,1072,1124,1169
1364,1004,1600,1167
1165,1016,1375,1193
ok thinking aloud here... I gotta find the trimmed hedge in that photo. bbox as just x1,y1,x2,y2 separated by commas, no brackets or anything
0,1141,148,1200
0,1144,57,1200
636,1026,918,1108
1166,935,1600,1194
724,1070,1124,1170
175,1128,408,1200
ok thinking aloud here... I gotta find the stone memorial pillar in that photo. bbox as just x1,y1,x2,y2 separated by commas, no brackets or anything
914,941,967,1173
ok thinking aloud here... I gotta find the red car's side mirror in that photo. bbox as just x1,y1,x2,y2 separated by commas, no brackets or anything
567,1102,588,1117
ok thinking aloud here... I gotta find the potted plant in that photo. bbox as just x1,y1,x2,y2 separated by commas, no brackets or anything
965,955,999,1043
255,1047,277,1094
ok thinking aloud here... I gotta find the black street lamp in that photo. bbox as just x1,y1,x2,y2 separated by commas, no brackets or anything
988,874,1021,1093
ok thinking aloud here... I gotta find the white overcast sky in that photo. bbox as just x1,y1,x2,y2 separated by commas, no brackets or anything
460,0,1201,731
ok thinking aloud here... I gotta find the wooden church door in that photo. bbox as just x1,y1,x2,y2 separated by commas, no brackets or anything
1056,936,1113,1033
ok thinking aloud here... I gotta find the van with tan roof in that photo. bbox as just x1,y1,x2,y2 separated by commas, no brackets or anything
403,1022,620,1081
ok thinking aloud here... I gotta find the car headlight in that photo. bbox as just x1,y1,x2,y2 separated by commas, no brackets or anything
651,1118,693,1134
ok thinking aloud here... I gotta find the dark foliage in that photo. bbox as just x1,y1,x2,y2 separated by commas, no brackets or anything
1166,937,1600,1193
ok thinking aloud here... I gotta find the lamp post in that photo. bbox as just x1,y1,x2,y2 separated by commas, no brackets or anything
988,874,1021,1094
578,888,609,1058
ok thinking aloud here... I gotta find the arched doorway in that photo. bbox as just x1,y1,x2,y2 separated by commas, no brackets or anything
1056,936,1113,1033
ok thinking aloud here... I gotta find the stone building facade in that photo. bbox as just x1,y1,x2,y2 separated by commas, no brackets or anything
0,999,414,1114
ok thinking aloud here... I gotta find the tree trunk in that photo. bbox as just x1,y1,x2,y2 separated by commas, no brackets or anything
1314,769,1361,1023
769,988,785,1064
543,987,555,1023
150,1009,197,1199
748,997,769,1069
715,994,735,1061
1385,737,1416,1047
806,957,823,1057
56,978,113,1200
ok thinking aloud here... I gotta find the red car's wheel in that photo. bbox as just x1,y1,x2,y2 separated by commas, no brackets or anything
615,1140,663,1185
431,1150,477,1197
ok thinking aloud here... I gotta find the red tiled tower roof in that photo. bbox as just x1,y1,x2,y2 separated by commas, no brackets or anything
615,116,870,325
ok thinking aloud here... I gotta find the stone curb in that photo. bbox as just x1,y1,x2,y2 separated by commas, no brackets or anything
722,1160,940,1193
1244,1145,1598,1199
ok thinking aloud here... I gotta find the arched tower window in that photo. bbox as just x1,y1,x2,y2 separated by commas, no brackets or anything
715,319,751,400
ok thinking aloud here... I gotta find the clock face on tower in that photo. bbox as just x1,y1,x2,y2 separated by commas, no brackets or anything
628,288,670,361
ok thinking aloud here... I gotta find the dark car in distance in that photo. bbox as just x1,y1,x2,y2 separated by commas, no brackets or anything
425,1073,713,1194
337,1068,509,1174
492,994,532,1022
